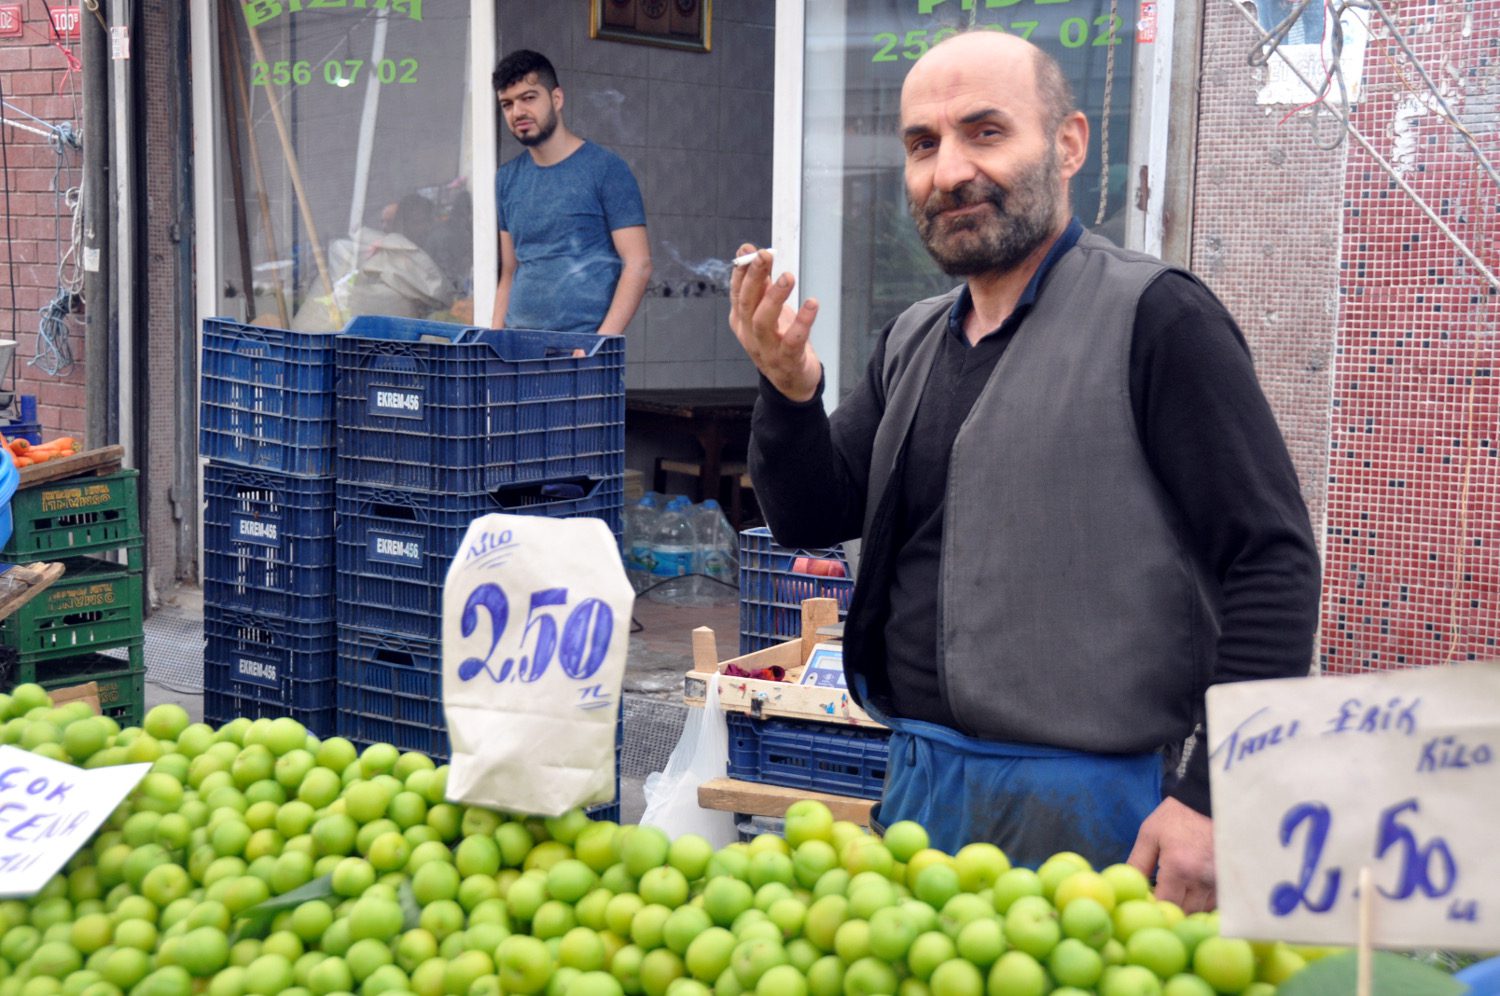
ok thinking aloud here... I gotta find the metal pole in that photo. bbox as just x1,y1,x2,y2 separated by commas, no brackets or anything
110,0,134,465
81,0,111,448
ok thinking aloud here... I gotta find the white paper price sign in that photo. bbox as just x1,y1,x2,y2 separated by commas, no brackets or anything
443,514,634,818
0,746,149,898
1207,662,1500,950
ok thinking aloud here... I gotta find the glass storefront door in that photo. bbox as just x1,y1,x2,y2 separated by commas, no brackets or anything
801,0,1140,397
214,0,477,329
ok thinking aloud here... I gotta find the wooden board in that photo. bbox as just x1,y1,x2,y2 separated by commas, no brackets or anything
0,561,65,622
17,446,125,489
696,777,875,826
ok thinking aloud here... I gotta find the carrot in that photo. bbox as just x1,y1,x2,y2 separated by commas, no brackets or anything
10,439,29,455
13,457,31,467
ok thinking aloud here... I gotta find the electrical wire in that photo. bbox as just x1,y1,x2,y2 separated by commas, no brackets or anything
627,573,740,635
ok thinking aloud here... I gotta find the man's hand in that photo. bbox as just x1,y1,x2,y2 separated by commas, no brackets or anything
1127,796,1216,913
729,243,822,403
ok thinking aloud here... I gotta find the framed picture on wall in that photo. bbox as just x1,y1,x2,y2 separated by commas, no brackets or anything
590,0,712,53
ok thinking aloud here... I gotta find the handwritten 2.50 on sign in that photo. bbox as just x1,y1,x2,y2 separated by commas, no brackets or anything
1206,664,1500,951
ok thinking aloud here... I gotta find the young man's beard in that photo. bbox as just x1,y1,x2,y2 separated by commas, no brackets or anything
513,105,559,147
909,145,1062,278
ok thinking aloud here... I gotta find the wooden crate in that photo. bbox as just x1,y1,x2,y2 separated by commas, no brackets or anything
683,597,881,729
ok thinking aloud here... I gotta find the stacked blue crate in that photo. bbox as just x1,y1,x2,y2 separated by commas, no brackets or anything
334,317,625,801
200,319,338,735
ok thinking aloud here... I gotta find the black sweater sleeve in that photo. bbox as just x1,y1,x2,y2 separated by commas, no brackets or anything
1131,272,1323,816
747,324,895,550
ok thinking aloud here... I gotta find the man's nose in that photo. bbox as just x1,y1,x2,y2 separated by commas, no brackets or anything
932,140,978,192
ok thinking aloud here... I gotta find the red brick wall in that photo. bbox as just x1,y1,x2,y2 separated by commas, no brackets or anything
1195,1,1500,673
0,0,87,441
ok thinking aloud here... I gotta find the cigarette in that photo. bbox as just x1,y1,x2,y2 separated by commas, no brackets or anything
733,248,775,267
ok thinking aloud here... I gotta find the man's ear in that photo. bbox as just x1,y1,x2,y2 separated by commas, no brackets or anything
1055,111,1089,181
552,86,565,115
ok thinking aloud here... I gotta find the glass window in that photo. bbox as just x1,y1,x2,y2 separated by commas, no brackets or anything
216,2,476,329
801,0,1139,398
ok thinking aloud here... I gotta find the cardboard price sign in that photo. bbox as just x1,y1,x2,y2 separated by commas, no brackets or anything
1207,663,1500,951
0,746,149,898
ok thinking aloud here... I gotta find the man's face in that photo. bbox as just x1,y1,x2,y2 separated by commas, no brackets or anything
900,43,1072,278
498,73,560,147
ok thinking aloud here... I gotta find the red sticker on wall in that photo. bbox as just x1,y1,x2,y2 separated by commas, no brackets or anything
0,4,23,38
1138,1,1158,44
49,6,81,40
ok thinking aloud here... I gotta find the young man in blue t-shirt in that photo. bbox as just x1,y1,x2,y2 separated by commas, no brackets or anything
490,50,652,335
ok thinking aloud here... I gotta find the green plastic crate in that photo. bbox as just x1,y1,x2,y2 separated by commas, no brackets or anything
0,558,143,660
3,470,143,567
9,652,146,728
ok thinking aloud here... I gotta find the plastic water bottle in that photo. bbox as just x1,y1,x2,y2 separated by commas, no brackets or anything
624,495,660,592
649,496,698,603
692,499,738,601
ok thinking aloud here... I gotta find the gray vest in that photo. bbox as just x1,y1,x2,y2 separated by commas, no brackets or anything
866,233,1216,754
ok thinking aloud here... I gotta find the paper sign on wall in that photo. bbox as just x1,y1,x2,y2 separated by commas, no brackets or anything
443,514,634,818
1207,662,1500,951
0,746,149,898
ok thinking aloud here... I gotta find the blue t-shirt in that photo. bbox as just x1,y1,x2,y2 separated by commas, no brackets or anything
496,141,646,334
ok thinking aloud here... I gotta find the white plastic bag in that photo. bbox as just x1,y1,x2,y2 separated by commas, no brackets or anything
640,676,739,846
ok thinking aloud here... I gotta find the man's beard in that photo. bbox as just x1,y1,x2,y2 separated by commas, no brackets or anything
908,146,1062,278
513,105,559,147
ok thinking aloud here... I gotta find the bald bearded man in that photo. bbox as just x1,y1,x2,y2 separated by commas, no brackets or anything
729,31,1320,913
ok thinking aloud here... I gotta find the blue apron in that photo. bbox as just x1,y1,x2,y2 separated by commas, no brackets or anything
859,686,1163,869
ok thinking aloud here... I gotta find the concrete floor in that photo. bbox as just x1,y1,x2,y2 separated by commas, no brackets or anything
143,580,742,824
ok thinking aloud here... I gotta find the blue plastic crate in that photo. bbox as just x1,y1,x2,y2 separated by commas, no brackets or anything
335,476,623,640
738,527,854,654
200,318,338,477
203,689,336,737
203,464,336,621
203,604,336,710
2,421,41,445
335,317,624,494
336,632,450,758
202,608,336,735
726,712,889,799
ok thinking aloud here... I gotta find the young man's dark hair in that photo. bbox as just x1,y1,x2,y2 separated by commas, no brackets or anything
492,49,558,95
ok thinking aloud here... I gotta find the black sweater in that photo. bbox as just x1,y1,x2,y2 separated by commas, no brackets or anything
749,250,1322,816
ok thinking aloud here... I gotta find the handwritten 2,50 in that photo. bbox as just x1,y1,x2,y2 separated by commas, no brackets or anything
1271,796,1479,924
456,583,613,686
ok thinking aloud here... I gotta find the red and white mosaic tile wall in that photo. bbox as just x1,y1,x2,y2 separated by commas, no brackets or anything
1196,1,1499,674
1321,1,1499,672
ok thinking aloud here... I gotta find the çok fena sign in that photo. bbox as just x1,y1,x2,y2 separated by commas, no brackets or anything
0,746,149,898
1207,662,1500,951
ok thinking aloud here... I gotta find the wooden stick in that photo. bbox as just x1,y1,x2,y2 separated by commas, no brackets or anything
1357,865,1373,996
221,0,290,327
240,18,342,327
